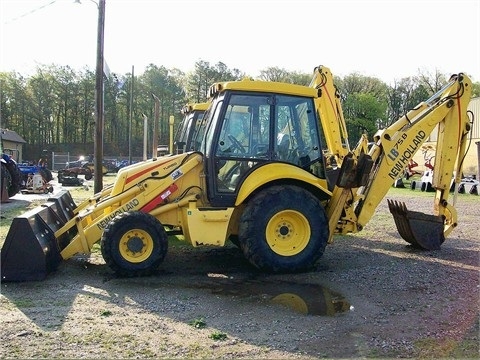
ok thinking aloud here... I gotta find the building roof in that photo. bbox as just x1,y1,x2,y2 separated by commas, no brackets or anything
0,128,27,144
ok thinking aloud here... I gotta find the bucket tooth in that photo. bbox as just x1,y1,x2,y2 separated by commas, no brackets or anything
1,206,63,282
387,199,445,250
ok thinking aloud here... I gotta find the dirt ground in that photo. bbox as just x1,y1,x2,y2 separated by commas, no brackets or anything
0,185,479,359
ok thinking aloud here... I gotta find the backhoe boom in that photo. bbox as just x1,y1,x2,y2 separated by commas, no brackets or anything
328,73,472,249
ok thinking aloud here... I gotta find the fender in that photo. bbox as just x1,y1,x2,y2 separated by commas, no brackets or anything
235,162,331,206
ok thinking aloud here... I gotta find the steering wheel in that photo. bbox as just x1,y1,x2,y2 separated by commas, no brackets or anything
228,134,245,154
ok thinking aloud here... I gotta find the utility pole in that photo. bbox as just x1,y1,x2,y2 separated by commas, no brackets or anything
128,65,134,165
94,0,105,194
142,114,148,161
152,94,160,160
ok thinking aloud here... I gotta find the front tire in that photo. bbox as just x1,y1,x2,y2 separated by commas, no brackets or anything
239,185,329,273
101,211,168,277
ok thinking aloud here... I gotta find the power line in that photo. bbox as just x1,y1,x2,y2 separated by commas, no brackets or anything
3,0,58,25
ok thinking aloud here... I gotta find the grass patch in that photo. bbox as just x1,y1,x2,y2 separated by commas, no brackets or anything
413,337,479,358
0,208,26,244
91,242,102,254
167,234,190,248
209,331,227,341
188,317,207,329
100,310,113,317
12,298,36,308
414,338,457,358
65,187,94,204
388,177,479,202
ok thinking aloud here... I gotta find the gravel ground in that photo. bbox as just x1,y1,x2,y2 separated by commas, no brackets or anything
0,187,479,359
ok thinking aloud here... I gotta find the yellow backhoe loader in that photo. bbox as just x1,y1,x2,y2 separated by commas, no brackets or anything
1,66,473,281
173,102,209,154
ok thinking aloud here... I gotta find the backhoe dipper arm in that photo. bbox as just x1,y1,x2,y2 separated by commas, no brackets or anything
358,73,472,248
310,66,351,164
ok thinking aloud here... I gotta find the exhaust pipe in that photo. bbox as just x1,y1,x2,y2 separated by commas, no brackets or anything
387,199,445,250
1,191,77,282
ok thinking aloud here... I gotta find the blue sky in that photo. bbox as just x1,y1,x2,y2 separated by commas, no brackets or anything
1,0,479,84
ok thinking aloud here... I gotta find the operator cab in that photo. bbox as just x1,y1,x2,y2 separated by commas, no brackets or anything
174,103,208,154
198,86,328,207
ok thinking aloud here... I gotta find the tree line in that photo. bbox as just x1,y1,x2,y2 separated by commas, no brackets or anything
1,59,478,161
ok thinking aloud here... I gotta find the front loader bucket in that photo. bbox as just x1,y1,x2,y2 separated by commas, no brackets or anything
1,191,78,282
46,190,77,223
387,199,445,250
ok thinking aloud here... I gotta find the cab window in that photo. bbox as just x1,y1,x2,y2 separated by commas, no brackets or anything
208,92,325,206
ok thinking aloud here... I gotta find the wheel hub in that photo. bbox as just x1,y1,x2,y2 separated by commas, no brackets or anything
126,236,144,253
119,229,152,261
278,224,290,237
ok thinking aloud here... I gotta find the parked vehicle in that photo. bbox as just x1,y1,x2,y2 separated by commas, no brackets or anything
65,156,108,175
17,164,53,185
1,66,473,282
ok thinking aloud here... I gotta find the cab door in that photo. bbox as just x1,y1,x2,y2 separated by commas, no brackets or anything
205,91,325,207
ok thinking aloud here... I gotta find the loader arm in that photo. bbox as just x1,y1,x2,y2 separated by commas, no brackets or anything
327,73,472,249
1,153,204,281
59,153,204,259
310,65,351,165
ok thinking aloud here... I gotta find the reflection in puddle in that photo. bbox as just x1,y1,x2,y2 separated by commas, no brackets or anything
195,278,351,316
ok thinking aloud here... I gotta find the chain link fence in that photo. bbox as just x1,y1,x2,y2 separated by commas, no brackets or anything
51,152,143,172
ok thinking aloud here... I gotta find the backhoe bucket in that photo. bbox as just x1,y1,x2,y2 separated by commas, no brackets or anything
1,190,77,282
387,199,445,250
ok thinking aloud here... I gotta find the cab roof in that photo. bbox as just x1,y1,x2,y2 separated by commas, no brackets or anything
209,79,319,99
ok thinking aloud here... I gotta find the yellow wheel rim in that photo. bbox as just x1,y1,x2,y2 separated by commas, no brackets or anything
272,293,308,314
266,210,310,256
118,228,154,263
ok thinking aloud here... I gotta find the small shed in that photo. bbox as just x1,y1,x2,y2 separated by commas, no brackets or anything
1,128,27,163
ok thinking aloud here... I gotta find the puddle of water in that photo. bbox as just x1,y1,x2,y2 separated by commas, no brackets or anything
196,278,351,316
120,275,351,316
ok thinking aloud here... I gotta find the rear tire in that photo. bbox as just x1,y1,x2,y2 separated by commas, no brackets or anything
5,161,22,197
1,163,12,197
410,180,416,190
39,168,53,182
238,185,329,273
101,211,168,277
425,182,433,192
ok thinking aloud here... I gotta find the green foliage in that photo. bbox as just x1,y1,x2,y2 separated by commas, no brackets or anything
188,317,207,329
91,243,102,254
343,92,388,146
184,60,245,103
2,62,475,162
471,81,480,98
100,310,113,317
258,66,311,85
208,331,227,341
